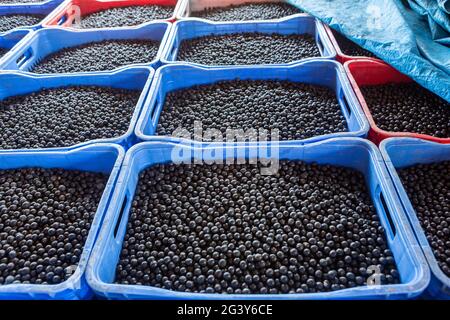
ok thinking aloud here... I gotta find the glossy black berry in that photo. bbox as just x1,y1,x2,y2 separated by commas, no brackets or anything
78,5,174,28
177,32,320,65
0,86,141,149
157,79,347,141
31,40,159,74
361,83,450,138
0,168,108,285
398,161,450,277
0,14,44,33
115,161,399,294
192,2,302,21
331,29,377,58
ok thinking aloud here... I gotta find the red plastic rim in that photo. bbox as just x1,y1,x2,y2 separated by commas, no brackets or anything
344,59,450,145
43,0,180,28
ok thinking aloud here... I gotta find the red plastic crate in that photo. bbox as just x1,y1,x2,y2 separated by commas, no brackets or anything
43,0,181,29
344,59,450,145
325,25,383,64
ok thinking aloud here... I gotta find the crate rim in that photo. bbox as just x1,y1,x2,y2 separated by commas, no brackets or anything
42,0,183,30
86,137,430,300
0,20,171,74
134,59,370,146
175,0,310,23
159,15,336,67
344,59,450,145
0,142,125,299
380,137,450,296
0,66,155,153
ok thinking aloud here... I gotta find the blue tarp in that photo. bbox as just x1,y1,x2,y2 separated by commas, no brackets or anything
290,0,450,102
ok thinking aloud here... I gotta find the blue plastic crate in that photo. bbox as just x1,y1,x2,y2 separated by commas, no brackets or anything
0,0,62,36
86,138,429,300
0,143,124,300
0,21,171,73
0,0,63,7
0,29,29,63
135,60,369,145
380,138,450,300
160,15,335,67
0,66,154,152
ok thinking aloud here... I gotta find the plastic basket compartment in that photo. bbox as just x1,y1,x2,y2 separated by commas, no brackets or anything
0,143,124,300
0,66,154,152
86,138,429,300
0,1,62,36
324,25,383,64
0,29,29,63
43,0,182,29
380,138,450,300
177,0,308,21
0,21,170,73
135,60,368,145
344,60,450,145
160,16,335,67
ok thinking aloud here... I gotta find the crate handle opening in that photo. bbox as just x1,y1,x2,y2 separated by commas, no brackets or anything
113,194,128,238
151,99,160,126
16,48,33,68
170,46,178,61
379,191,397,238
58,14,68,26
317,35,325,56
340,91,352,117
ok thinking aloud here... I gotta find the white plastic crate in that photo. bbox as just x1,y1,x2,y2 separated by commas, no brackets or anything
177,0,308,21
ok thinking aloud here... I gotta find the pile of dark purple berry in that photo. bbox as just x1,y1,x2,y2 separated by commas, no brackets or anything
192,2,302,21
115,161,399,294
398,161,450,277
31,40,160,73
0,14,44,33
0,168,108,285
177,32,320,65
